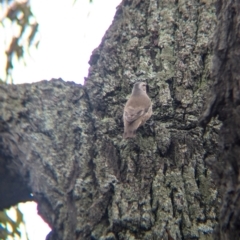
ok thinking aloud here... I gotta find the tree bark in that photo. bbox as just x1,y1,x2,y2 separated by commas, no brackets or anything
0,0,219,239
200,0,240,239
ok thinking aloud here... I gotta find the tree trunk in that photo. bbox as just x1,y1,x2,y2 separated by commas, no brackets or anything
0,1,219,239
200,0,240,239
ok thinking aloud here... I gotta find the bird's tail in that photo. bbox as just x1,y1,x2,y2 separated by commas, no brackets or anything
123,130,136,139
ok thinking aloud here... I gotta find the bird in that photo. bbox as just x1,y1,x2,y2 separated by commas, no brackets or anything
123,82,152,138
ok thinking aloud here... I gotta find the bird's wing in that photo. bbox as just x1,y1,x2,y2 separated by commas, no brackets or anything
124,106,148,123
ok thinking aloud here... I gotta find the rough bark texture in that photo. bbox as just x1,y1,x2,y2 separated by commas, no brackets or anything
0,0,219,239
200,0,240,239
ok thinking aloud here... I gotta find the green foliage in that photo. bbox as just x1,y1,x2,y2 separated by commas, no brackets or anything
0,0,39,83
0,206,29,240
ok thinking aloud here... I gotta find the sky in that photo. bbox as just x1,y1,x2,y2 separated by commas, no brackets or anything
3,0,122,239
1,0,121,84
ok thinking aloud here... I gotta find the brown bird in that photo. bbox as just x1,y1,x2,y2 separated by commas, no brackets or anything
123,82,152,138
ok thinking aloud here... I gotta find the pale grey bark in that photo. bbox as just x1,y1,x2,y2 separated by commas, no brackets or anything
0,1,219,239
